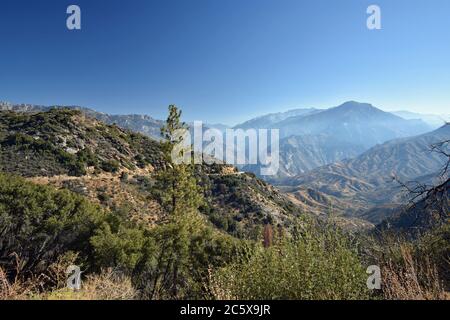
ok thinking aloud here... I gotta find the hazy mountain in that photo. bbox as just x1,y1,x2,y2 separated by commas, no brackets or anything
276,134,366,176
243,134,366,181
234,108,322,130
240,102,434,180
275,101,432,146
93,113,163,140
393,110,449,129
287,124,450,220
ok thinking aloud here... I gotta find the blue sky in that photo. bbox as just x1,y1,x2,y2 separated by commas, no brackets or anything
0,0,449,124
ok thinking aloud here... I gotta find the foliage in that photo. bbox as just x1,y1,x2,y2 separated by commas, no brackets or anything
154,105,203,217
131,215,243,299
100,159,120,173
0,109,164,177
211,217,369,300
0,173,105,278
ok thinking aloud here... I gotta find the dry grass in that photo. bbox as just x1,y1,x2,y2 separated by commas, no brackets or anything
0,267,33,300
382,244,449,300
0,253,43,300
1,252,138,300
44,269,138,300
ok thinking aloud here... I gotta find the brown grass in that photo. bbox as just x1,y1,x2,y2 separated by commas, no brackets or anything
382,244,449,300
1,252,138,300
0,267,33,300
44,269,138,300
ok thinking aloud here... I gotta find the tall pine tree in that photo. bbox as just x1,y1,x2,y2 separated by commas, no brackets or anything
149,105,204,298
156,105,203,220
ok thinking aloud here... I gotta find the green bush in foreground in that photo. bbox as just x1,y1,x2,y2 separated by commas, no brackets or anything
211,218,370,300
0,173,105,277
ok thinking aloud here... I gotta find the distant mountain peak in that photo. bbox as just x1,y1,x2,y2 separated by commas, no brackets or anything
333,101,384,114
338,101,376,108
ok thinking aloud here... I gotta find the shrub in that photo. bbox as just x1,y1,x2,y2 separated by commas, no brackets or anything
210,218,369,300
130,214,245,300
0,173,105,279
90,218,154,272
101,159,120,173
77,148,98,167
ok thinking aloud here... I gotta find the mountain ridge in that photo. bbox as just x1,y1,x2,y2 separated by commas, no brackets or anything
286,124,450,221
0,107,306,237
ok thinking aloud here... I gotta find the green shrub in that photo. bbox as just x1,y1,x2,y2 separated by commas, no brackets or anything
0,173,105,278
77,148,98,167
90,222,153,271
211,218,369,300
101,160,120,173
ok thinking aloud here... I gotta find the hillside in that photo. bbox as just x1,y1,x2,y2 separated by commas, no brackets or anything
287,124,450,220
0,108,302,237
377,186,449,234
245,134,366,181
0,102,163,140
0,109,164,177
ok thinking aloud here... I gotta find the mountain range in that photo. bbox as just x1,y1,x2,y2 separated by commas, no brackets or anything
285,124,449,222
393,110,449,129
0,108,306,237
234,108,322,130
1,99,447,228
241,101,434,180
0,101,440,178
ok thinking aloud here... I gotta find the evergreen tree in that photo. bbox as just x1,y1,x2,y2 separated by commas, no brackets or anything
149,105,204,298
156,105,203,220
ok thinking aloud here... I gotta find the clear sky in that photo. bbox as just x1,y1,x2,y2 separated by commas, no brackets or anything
0,0,449,124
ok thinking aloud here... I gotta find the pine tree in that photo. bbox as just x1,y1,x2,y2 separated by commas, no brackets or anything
151,105,204,298
157,105,203,220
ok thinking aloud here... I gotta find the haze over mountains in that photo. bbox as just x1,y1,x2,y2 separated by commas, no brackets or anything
1,99,448,229
274,101,431,144
0,100,443,182
392,110,449,129
240,101,434,179
286,124,449,222
234,108,322,130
